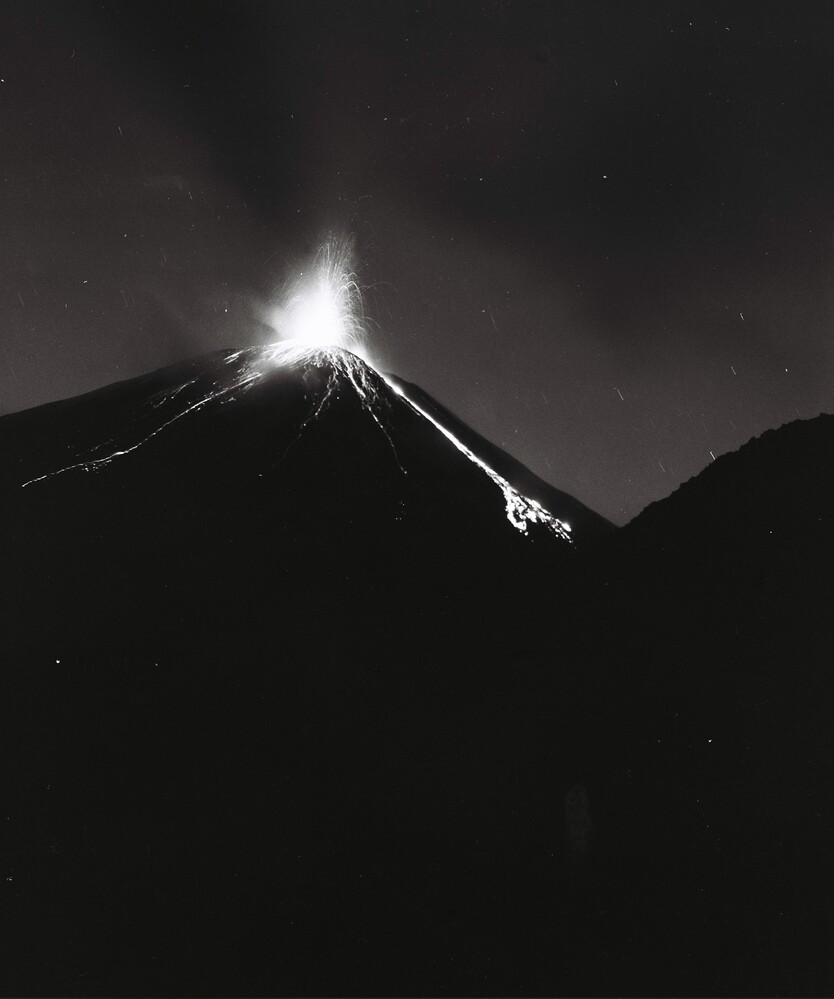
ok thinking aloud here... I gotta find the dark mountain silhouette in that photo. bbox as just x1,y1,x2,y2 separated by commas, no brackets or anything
579,413,834,996
0,345,602,996
0,347,831,996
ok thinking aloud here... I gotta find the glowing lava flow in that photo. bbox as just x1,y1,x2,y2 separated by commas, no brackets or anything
260,239,570,539
261,341,403,468
380,374,571,541
19,343,393,487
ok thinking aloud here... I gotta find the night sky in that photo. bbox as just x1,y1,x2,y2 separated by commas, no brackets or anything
2,1,834,523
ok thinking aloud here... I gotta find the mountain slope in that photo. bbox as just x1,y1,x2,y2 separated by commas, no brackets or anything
0,343,598,648
0,343,609,541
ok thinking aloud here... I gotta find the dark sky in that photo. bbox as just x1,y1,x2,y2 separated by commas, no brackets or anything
2,1,834,523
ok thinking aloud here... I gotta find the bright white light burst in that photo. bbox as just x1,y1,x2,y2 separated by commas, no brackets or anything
268,236,368,358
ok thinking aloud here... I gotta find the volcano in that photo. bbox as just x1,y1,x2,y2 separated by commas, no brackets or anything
0,346,831,996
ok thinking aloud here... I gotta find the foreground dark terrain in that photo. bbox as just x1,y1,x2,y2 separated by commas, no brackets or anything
0,345,832,996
